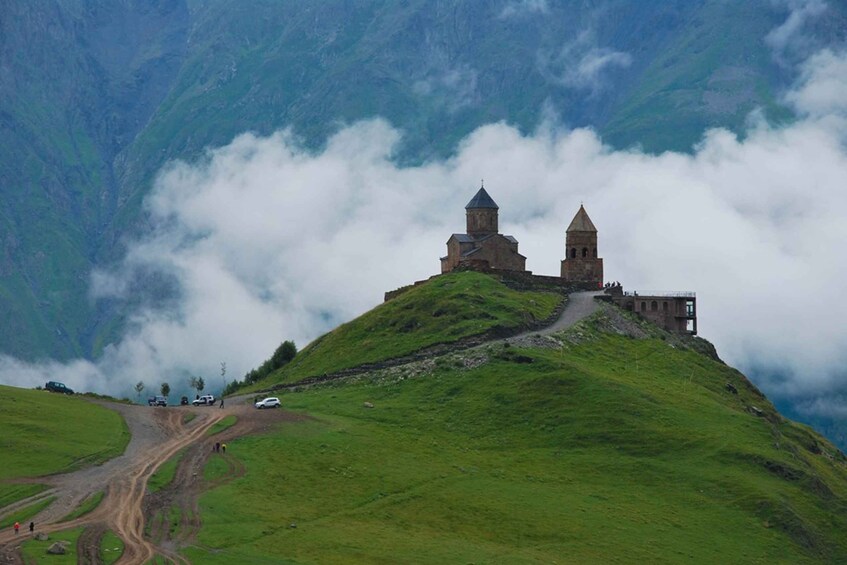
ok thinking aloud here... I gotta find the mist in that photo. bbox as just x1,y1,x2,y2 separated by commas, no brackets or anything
1,43,846,421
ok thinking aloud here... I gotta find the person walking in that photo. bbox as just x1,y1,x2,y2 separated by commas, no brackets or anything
13,522,19,535
220,397,224,409
29,521,34,534
222,443,227,453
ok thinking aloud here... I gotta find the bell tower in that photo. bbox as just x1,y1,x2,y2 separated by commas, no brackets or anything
465,185,498,237
561,205,603,287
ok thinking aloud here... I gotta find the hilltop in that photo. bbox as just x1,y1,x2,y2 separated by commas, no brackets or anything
2,271,847,563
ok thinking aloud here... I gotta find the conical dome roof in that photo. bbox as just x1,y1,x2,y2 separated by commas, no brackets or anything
465,187,499,210
567,205,597,232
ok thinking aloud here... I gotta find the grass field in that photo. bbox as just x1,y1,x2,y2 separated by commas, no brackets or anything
185,315,847,563
20,526,82,563
246,271,563,390
148,450,187,494
100,530,124,564
0,386,130,507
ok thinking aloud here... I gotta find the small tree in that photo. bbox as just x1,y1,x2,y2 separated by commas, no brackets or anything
134,381,145,401
160,382,170,398
197,376,205,393
271,340,297,369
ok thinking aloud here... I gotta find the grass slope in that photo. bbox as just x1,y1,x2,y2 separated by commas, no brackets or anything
249,271,562,390
188,313,847,563
0,386,129,505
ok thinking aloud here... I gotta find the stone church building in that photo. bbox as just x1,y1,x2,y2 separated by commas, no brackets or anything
433,185,697,335
440,187,527,274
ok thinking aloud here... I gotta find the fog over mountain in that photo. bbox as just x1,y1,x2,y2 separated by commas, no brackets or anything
1,2,846,443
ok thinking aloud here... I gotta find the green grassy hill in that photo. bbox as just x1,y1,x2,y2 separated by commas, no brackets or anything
187,278,847,563
0,386,129,509
242,271,563,391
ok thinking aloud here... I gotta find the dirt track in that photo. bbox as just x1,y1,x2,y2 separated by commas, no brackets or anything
0,401,294,564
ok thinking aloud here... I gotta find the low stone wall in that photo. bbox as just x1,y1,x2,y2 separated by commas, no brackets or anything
384,266,595,302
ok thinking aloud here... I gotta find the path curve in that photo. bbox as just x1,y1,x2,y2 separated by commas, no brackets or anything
511,290,603,339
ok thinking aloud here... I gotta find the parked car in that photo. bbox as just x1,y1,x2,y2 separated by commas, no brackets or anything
180,396,189,406
148,395,167,407
255,397,281,409
193,394,216,406
45,381,74,394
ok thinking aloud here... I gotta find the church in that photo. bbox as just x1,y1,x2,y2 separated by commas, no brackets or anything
433,185,697,335
440,186,528,274
441,186,604,288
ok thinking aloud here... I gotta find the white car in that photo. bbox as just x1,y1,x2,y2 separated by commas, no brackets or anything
193,394,216,406
255,397,281,409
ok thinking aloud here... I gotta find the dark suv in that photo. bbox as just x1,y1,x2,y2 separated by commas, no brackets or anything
45,381,74,394
148,395,168,407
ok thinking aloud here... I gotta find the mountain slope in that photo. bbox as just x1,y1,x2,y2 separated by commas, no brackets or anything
186,296,847,563
4,1,847,359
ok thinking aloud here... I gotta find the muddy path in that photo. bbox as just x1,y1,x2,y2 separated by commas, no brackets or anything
143,404,301,557
0,400,298,565
0,403,226,564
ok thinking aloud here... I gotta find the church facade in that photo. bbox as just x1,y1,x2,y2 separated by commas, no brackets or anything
440,187,527,274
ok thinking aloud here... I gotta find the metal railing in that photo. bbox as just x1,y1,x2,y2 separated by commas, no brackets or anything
623,290,696,298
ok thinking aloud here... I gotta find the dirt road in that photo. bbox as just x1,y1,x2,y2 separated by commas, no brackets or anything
0,404,226,564
0,401,298,565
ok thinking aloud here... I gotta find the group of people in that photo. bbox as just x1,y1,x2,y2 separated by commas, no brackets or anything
213,441,227,453
12,521,34,535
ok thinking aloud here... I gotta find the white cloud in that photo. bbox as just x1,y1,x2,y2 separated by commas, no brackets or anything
766,0,828,61
413,63,479,113
2,50,847,422
785,48,847,120
537,29,632,93
499,0,549,19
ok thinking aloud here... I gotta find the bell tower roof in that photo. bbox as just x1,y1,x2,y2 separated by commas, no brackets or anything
566,205,597,232
465,187,499,210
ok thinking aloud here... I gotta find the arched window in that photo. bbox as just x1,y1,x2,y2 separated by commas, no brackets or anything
641,301,646,311
651,301,658,311
582,247,588,258
593,248,597,258
570,248,577,259
663,302,668,311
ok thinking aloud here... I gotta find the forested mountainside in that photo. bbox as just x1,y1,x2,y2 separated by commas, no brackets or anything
1,0,846,360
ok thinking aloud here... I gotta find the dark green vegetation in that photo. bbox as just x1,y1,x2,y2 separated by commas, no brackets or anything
4,1,847,360
229,340,298,393
188,314,847,563
0,385,129,506
243,271,562,390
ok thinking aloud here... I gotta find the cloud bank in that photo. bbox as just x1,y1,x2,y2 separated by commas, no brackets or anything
1,47,846,421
